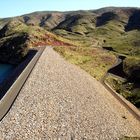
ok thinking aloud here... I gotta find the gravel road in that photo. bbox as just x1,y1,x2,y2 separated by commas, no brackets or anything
0,46,140,140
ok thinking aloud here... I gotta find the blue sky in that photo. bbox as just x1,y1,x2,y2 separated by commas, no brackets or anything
0,0,139,18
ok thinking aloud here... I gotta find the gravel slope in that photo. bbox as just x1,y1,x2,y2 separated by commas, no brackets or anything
0,46,140,140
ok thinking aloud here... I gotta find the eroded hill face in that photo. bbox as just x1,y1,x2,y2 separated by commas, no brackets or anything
125,10,140,31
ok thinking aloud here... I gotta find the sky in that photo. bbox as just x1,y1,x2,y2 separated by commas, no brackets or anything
0,0,139,18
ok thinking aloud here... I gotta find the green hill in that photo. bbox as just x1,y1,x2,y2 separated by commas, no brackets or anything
0,19,74,64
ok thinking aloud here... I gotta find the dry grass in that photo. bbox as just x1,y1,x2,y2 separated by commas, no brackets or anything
54,45,116,80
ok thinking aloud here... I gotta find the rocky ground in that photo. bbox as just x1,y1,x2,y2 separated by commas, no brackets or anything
0,46,140,140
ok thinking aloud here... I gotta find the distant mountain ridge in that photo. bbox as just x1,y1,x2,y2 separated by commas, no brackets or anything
0,7,140,30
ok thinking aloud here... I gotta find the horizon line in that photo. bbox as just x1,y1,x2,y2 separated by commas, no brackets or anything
0,6,139,19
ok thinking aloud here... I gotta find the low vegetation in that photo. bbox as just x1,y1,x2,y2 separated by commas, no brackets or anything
106,74,140,109
54,45,116,80
0,20,74,64
123,57,140,80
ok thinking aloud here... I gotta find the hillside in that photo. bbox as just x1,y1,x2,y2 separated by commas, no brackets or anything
0,7,140,108
1,7,140,53
0,19,73,64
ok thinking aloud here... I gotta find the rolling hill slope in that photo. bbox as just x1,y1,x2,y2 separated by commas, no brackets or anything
0,7,140,108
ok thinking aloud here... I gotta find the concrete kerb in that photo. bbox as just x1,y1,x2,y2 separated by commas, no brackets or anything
104,79,140,121
0,46,45,121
